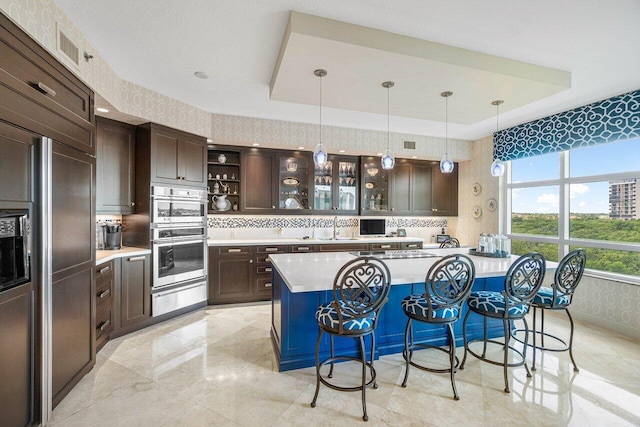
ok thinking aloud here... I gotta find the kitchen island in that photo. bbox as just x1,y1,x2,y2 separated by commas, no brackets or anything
269,248,554,371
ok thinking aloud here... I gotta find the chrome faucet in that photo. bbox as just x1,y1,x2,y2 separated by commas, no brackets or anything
333,216,338,240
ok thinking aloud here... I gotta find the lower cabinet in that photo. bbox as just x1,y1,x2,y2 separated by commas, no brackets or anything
95,253,151,351
0,282,34,427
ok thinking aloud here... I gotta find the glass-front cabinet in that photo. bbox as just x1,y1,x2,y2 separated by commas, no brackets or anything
361,157,390,214
313,156,359,213
278,153,310,211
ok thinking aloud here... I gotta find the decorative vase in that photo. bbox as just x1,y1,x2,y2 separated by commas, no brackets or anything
218,153,227,163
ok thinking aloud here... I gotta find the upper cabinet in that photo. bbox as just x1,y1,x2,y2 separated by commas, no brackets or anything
0,13,94,154
430,163,458,216
277,152,311,212
313,155,359,214
137,123,207,187
96,117,136,214
361,157,391,214
242,149,276,213
208,148,241,213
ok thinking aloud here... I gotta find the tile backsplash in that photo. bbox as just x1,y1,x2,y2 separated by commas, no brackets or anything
207,215,448,242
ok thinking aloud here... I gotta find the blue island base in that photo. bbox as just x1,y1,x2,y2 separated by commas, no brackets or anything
270,271,507,372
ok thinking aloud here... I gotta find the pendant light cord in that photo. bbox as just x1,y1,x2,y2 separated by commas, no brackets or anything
495,101,499,133
319,74,323,144
387,85,390,150
445,94,449,155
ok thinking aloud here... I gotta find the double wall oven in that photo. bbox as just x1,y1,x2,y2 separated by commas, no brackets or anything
151,186,207,317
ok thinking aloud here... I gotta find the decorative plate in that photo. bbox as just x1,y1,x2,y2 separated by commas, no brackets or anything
282,177,300,186
472,183,482,196
284,197,301,209
365,182,374,189
473,205,483,218
487,198,497,212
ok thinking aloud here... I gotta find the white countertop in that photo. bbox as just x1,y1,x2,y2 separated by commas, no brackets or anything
96,247,151,265
269,248,557,293
207,236,427,247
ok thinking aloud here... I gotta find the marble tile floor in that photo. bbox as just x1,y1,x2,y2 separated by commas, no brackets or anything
50,303,640,426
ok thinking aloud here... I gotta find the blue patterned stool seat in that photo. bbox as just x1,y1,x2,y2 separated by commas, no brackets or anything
532,287,570,307
402,294,459,320
467,291,529,317
315,301,375,331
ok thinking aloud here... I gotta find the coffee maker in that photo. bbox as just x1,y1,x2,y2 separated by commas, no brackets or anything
97,221,122,250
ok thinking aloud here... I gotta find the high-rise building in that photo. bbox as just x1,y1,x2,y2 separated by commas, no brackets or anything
609,179,639,219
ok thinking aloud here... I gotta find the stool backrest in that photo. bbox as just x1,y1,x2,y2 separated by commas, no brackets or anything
553,248,586,306
332,256,391,328
424,254,476,320
505,252,546,307
439,238,460,248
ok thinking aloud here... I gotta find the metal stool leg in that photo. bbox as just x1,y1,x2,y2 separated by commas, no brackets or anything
311,329,324,408
460,309,471,370
359,335,368,422
448,323,460,400
328,335,335,378
370,332,378,389
502,319,510,393
566,308,579,372
522,317,532,378
482,316,488,358
401,318,412,387
532,306,538,371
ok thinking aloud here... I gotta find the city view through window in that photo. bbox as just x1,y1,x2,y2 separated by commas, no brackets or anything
507,137,640,277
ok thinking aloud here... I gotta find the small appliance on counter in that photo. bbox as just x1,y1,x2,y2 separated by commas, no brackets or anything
105,222,122,249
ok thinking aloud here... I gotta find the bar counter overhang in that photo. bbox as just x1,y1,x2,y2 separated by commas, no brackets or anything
269,248,557,371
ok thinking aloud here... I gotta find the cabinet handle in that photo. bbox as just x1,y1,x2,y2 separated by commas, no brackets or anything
228,248,242,253
128,256,146,262
130,202,135,206
297,247,310,251
265,247,279,252
271,205,276,209
249,259,253,264
35,81,57,97
380,245,391,249
265,267,272,272
98,289,111,299
264,282,272,288
99,320,111,331
98,265,111,274
407,244,418,248
391,208,395,211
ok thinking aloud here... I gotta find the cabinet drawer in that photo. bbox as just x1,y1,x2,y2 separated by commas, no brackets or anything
96,301,114,340
95,261,114,278
319,243,369,252
95,273,113,306
401,242,423,249
217,246,252,255
257,265,273,275
255,277,273,293
0,26,92,124
255,245,287,254
370,243,401,250
290,244,318,253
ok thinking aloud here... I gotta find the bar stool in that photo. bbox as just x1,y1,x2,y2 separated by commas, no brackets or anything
529,248,586,371
310,256,391,422
439,237,460,248
400,254,476,400
460,252,545,393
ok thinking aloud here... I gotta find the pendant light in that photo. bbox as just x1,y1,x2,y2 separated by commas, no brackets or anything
440,91,454,174
381,81,395,170
313,69,328,166
490,99,505,177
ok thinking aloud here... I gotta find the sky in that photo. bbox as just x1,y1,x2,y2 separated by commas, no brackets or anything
510,137,640,214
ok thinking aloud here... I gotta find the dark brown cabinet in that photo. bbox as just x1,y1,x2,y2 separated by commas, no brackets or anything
254,245,286,299
137,123,207,187
208,149,241,213
361,157,390,214
430,165,459,216
0,121,36,203
51,141,95,408
242,149,276,213
390,160,412,214
412,162,434,215
313,155,359,213
209,246,254,304
120,254,151,328
0,283,34,427
96,117,136,214
95,261,114,352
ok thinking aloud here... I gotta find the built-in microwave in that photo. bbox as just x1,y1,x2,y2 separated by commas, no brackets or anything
0,209,30,292
151,186,207,225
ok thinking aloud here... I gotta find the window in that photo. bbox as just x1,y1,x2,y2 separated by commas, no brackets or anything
505,137,640,279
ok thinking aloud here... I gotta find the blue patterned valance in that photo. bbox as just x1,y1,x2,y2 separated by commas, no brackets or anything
493,89,640,161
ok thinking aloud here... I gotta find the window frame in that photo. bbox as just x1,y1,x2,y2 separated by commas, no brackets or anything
502,150,640,285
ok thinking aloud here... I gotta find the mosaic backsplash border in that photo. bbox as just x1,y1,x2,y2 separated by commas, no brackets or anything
207,216,447,229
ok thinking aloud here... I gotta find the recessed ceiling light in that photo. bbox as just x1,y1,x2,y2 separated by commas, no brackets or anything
252,143,260,146
96,107,109,113
339,150,346,153
194,71,209,79
298,146,305,150
376,152,383,156
411,155,418,159
206,138,213,143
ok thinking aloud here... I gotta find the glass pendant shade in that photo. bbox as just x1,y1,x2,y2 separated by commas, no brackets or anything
490,158,505,177
381,149,395,170
440,153,454,173
313,142,328,166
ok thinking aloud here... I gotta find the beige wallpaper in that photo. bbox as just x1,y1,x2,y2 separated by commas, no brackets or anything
211,113,472,160
0,0,211,137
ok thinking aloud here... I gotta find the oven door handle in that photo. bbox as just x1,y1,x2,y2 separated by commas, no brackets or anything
153,235,207,244
153,281,204,297
152,195,207,203
153,238,207,247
